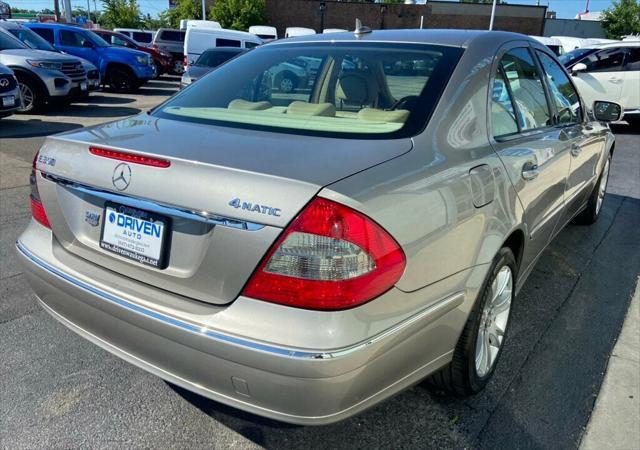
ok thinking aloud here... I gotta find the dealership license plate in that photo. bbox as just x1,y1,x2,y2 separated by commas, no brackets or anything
80,82,88,91
2,95,14,107
100,202,169,268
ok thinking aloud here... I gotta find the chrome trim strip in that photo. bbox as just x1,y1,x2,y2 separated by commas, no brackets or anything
17,240,464,360
42,173,265,231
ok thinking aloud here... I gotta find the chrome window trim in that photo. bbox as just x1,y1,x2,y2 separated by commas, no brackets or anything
17,239,464,361
42,172,265,231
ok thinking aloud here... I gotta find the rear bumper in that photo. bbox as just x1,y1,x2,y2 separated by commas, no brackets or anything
16,224,471,425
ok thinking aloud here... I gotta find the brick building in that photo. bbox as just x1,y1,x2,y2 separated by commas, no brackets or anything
265,0,547,37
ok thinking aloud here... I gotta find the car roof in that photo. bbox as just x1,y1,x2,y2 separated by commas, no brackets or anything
271,29,535,48
586,41,640,49
24,22,85,30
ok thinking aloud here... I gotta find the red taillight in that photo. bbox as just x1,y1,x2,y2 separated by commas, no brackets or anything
242,197,406,310
89,147,171,168
183,55,188,68
30,151,51,229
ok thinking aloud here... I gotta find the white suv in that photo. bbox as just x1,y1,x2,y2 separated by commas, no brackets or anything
561,42,640,127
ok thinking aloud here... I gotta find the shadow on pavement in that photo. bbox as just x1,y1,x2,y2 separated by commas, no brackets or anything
137,87,178,96
164,195,639,450
81,95,137,105
610,122,640,135
0,119,82,138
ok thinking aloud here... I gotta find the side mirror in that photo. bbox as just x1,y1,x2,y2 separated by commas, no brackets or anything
593,101,622,122
571,62,587,75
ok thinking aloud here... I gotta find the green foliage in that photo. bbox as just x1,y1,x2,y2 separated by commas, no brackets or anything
209,0,266,31
100,0,142,29
165,0,202,29
143,13,169,30
602,0,640,39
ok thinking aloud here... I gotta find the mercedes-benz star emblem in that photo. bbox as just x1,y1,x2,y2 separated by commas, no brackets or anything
112,163,132,191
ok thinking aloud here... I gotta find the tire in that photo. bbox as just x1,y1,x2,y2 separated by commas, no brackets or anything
428,248,516,396
16,73,46,114
108,66,138,93
277,71,297,93
574,153,612,225
151,61,160,79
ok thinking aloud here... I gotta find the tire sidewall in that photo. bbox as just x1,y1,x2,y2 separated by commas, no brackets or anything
16,75,42,113
464,248,517,392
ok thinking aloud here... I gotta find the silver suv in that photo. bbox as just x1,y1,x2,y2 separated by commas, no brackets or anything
0,28,89,112
0,62,20,118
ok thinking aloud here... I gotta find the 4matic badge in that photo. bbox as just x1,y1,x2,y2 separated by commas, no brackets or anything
228,198,281,217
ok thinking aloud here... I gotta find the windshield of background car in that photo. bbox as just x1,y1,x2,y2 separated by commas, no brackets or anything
558,47,597,66
9,27,57,52
155,43,462,138
0,31,27,50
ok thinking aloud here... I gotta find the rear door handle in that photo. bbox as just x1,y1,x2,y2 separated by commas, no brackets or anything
521,162,539,181
570,143,582,157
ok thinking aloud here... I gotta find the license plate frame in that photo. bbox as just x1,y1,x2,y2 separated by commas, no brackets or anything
100,201,170,269
2,95,14,107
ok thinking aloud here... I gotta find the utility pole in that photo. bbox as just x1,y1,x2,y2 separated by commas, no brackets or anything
54,0,60,21
86,0,91,22
63,0,72,22
202,0,206,19
489,0,497,30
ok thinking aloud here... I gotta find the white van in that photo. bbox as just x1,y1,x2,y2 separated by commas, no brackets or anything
249,25,277,41
181,20,222,30
323,28,347,34
284,27,316,38
551,36,588,53
529,36,564,55
184,27,262,66
113,28,155,47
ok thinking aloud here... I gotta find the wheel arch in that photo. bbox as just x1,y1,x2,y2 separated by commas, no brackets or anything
502,228,525,278
10,67,48,96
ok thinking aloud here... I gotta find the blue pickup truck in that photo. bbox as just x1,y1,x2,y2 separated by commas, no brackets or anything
25,23,154,93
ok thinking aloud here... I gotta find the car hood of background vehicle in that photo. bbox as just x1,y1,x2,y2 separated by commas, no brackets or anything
0,48,81,62
51,113,413,188
185,65,212,80
100,45,148,59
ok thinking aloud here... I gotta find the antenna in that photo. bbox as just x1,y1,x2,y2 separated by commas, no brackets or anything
354,18,372,37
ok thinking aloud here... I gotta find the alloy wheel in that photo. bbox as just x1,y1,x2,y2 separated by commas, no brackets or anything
475,265,513,378
18,82,35,112
280,77,294,93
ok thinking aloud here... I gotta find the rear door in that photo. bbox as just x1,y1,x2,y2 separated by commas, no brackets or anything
489,44,572,272
571,47,627,109
535,49,605,224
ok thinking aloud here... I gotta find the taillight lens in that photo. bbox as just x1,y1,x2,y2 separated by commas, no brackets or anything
183,55,188,68
242,197,406,310
30,152,51,229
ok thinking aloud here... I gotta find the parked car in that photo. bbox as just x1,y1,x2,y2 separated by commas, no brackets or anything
0,31,89,112
184,27,261,68
551,35,588,53
0,62,20,118
284,27,315,38
17,30,619,425
249,25,277,42
561,41,640,128
0,21,100,91
529,36,563,55
25,23,154,93
113,28,155,47
93,29,172,78
152,28,186,74
180,47,245,89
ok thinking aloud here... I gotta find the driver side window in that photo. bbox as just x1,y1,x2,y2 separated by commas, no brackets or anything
60,30,86,47
536,50,582,125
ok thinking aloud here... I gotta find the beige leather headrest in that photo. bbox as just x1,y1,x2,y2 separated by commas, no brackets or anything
358,108,409,123
287,101,336,117
228,99,272,110
336,74,369,105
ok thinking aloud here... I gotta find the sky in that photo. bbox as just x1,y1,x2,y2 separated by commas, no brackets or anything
12,0,618,19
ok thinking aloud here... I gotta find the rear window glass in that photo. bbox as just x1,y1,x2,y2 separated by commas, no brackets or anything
196,50,243,67
154,43,461,139
159,30,185,42
216,38,241,48
133,32,153,43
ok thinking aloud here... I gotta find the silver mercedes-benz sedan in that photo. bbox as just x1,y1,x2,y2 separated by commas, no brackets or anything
17,29,620,425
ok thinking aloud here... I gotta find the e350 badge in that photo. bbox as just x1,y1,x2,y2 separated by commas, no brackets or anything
228,198,281,217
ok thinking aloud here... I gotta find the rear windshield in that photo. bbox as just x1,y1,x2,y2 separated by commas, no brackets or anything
133,31,153,43
154,43,462,139
196,49,244,67
158,30,185,42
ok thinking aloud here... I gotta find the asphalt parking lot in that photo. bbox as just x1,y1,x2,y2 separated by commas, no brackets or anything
1,76,639,449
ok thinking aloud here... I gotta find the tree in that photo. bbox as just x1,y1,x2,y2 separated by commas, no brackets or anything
100,0,141,29
602,0,640,39
165,0,202,28
143,13,169,30
209,0,266,31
